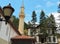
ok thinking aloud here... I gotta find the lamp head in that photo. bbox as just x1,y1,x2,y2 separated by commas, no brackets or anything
3,3,14,21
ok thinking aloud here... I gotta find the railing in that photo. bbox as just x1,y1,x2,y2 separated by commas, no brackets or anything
35,42,58,44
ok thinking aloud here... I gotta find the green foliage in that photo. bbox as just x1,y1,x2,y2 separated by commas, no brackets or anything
56,33,60,38
49,14,56,27
24,22,28,35
39,10,46,27
39,10,47,35
31,11,37,35
40,10,45,19
24,22,28,29
13,15,19,29
31,11,37,24
24,29,28,35
39,10,56,37
48,14,57,35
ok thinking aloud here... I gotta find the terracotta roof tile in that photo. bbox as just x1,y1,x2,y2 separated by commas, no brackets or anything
11,35,35,39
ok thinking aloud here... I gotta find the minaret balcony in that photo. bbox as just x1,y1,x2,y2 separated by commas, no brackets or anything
19,15,25,18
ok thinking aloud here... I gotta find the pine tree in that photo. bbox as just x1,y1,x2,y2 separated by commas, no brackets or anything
39,10,46,27
31,11,37,35
39,10,46,32
49,14,56,35
49,14,56,27
39,10,48,43
31,11,37,24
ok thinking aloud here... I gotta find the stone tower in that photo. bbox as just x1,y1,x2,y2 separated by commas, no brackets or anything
18,0,25,35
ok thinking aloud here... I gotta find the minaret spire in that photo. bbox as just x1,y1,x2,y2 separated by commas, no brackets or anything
58,0,60,13
18,0,25,35
20,0,24,15
21,0,24,8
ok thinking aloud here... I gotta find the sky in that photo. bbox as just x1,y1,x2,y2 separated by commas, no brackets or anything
0,0,59,23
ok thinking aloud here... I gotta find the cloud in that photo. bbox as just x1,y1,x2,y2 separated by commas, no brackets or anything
35,10,41,14
35,5,42,8
46,1,54,7
49,12,60,24
48,12,60,27
52,12,59,19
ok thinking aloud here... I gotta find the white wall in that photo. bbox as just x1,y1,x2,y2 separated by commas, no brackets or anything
0,21,18,42
47,36,57,43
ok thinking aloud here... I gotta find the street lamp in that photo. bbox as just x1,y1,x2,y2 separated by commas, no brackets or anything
0,3,14,24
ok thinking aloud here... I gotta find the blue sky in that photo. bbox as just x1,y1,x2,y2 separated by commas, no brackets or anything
0,0,59,23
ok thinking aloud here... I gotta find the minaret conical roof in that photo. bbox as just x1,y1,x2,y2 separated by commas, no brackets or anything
20,0,24,16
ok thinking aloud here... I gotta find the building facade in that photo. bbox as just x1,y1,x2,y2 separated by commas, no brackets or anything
28,25,58,44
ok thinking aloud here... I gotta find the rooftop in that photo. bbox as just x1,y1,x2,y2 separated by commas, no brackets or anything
11,35,35,39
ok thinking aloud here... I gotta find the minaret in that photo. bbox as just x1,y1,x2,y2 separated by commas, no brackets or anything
18,0,25,35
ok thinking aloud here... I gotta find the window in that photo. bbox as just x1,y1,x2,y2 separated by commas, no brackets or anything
48,29,51,34
48,29,50,33
52,30,55,34
48,37,51,42
53,37,56,42
41,38,45,43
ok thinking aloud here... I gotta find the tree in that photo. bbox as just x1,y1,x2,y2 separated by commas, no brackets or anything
24,22,28,29
48,14,56,35
31,11,37,35
49,14,56,27
13,16,19,29
24,29,28,35
31,11,37,24
39,10,47,33
24,22,28,35
40,10,46,23
39,10,57,43
39,10,48,43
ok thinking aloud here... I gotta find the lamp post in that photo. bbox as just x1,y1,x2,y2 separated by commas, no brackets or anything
0,3,14,44
0,3,14,24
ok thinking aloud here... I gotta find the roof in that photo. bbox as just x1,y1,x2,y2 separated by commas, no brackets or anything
0,7,21,35
11,35,35,39
8,21,21,35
